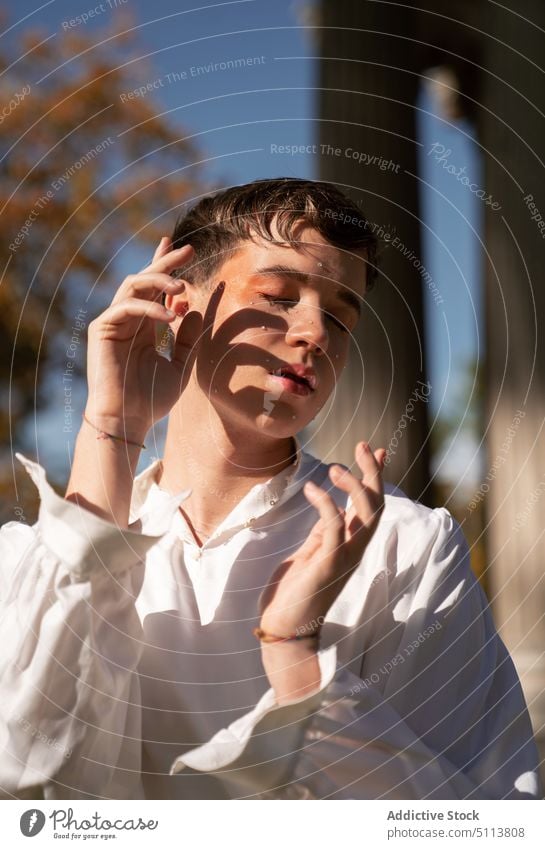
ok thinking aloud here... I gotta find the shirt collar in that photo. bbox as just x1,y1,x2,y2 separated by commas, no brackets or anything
130,433,324,543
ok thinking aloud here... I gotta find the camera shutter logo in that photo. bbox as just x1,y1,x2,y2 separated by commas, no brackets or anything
20,809,45,837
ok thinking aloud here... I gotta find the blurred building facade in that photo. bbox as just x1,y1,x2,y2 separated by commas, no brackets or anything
315,0,545,779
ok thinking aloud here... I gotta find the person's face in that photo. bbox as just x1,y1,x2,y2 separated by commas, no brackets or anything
167,221,368,438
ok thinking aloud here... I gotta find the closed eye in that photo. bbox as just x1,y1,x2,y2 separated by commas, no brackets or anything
260,295,349,332
261,295,297,308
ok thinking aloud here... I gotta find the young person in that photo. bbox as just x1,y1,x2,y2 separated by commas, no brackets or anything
0,179,541,800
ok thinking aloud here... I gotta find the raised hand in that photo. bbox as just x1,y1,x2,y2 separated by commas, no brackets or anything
259,441,387,637
85,238,208,443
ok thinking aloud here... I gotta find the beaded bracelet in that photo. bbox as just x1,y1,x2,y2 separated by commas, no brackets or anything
83,414,147,450
253,627,321,644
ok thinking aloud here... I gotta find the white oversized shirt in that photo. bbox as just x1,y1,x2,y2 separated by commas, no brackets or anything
0,440,541,800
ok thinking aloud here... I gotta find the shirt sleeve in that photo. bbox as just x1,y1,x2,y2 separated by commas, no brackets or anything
0,453,188,800
170,508,543,800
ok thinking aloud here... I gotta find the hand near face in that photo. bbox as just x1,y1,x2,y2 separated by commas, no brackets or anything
85,239,203,438
258,441,387,637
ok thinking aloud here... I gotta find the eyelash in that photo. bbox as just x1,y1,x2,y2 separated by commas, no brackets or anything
260,295,348,332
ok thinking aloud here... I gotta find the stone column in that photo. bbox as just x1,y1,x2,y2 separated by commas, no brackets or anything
313,0,431,502
478,0,545,768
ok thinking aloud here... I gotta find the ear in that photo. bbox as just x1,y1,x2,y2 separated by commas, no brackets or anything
161,290,189,342
164,288,190,317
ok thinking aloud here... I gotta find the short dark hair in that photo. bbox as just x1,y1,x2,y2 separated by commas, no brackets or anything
169,177,378,291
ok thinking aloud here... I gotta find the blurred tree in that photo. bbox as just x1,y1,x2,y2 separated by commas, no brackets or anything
0,9,205,523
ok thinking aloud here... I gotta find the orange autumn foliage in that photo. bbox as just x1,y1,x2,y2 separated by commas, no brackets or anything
0,9,207,523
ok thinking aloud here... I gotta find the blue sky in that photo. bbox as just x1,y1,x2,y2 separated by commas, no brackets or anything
10,0,482,487
417,84,484,488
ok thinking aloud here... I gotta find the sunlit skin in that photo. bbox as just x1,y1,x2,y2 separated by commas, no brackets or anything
71,212,385,704
160,222,368,503
156,221,386,704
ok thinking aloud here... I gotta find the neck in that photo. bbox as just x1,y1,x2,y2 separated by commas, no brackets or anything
157,386,297,541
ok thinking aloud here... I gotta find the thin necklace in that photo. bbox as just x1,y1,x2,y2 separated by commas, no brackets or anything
176,439,299,541
178,507,216,540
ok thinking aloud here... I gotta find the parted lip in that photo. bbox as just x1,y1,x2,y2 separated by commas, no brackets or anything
269,363,317,391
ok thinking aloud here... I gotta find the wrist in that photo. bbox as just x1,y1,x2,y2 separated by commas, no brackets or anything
261,639,321,704
66,420,143,527
260,639,319,662
83,407,150,447
257,615,323,641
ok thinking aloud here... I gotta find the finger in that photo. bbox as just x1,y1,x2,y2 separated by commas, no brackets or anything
151,236,172,265
328,461,380,512
355,441,384,498
111,273,186,306
293,516,324,560
329,450,384,544
101,298,176,327
142,242,195,276
375,448,387,470
328,464,377,538
303,480,344,553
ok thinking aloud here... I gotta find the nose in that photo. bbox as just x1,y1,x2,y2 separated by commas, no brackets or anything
284,303,329,354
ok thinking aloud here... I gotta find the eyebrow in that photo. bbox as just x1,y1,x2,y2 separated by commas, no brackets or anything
253,264,363,318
